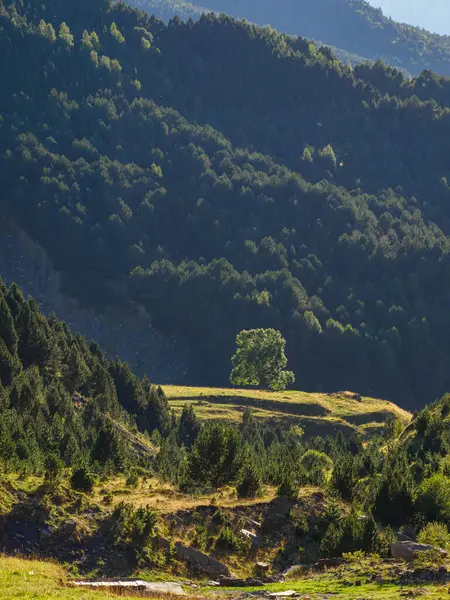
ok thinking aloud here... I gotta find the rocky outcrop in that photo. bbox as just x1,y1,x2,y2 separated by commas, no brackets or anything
218,577,265,587
174,542,231,576
391,541,448,561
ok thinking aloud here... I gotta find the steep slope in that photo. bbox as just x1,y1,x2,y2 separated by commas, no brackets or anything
127,0,450,76
0,274,169,474
4,1,450,407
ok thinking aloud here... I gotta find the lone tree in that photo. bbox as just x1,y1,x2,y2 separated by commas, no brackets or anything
230,328,295,391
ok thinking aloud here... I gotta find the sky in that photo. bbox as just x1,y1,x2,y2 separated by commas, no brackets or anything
367,0,450,35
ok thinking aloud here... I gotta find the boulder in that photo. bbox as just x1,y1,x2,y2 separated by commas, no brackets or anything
281,565,307,580
391,541,448,561
175,542,230,577
219,577,265,587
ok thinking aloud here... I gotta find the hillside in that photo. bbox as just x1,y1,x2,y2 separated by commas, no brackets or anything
2,274,450,596
6,0,450,407
165,385,411,437
127,0,450,76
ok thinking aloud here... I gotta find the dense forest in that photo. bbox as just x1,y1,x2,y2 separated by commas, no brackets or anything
0,275,180,477
4,275,450,564
5,0,450,407
127,0,450,76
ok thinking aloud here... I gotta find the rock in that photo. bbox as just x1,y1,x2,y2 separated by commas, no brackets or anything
175,542,230,577
240,529,259,542
282,565,307,579
269,591,299,597
206,581,220,587
71,580,186,596
219,577,265,587
396,532,414,542
391,541,448,561
316,558,347,569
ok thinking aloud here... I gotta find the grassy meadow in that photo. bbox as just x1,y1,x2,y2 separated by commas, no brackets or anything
163,385,411,437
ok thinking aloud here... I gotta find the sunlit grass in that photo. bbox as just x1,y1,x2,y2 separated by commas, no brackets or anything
163,385,411,435
0,555,142,599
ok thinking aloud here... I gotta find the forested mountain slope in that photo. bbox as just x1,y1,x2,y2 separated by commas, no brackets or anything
127,0,450,76
0,275,172,474
4,0,450,407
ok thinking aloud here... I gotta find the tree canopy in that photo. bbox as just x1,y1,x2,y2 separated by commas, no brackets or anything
4,0,450,407
230,329,295,391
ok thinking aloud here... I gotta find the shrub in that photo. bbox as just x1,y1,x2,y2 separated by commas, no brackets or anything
300,450,333,473
290,505,309,535
418,522,450,550
109,502,157,549
415,474,450,522
324,500,342,523
71,467,95,493
298,449,333,485
215,527,241,552
126,471,139,488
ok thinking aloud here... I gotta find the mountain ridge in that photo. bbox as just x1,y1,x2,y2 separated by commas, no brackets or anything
126,0,450,76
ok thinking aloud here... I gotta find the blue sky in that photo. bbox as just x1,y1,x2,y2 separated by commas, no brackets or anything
368,0,450,35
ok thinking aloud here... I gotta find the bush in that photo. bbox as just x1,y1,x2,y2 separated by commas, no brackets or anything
215,526,241,552
126,471,139,488
71,467,95,493
300,450,333,473
418,522,450,550
109,502,157,549
415,474,450,522
290,505,309,535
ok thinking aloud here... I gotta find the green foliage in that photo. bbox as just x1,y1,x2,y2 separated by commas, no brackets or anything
237,459,263,498
415,474,450,522
109,501,157,550
290,505,309,535
110,22,125,44
188,423,242,488
126,471,139,488
44,453,64,483
38,19,56,43
129,0,450,77
215,526,242,552
71,467,95,493
58,22,74,47
418,522,450,550
299,450,333,485
230,329,295,391
6,1,450,407
320,511,379,557
277,475,299,500
0,277,172,479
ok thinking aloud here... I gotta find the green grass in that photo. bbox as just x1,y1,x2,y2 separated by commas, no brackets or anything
3,555,450,600
213,576,450,599
163,385,411,436
0,556,145,599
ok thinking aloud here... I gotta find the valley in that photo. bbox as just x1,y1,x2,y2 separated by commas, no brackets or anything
2,0,450,598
